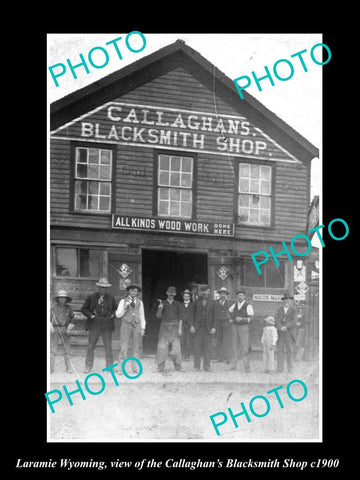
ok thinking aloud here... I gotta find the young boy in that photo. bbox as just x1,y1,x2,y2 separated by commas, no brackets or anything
261,316,278,374
50,290,75,373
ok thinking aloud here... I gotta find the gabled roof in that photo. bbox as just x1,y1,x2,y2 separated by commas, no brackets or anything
50,39,319,161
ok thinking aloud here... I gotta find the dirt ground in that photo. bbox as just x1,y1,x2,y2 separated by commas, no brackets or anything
48,359,320,442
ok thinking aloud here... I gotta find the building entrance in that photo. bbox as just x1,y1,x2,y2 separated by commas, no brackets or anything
141,249,208,354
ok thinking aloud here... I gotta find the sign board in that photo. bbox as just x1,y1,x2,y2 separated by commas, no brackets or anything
307,195,319,237
294,293,306,301
51,102,299,163
253,294,283,302
112,214,234,237
295,282,309,294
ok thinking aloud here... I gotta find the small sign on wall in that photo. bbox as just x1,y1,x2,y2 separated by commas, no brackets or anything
253,294,283,302
120,278,131,291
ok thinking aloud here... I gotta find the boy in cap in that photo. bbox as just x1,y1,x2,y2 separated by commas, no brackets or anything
190,285,216,372
81,277,117,373
274,293,297,373
178,289,195,360
116,284,145,372
155,286,182,372
261,316,278,374
50,290,75,373
228,288,254,372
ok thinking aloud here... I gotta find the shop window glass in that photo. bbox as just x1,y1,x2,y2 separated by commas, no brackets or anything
265,260,285,288
238,163,272,226
74,147,112,213
244,258,285,287
55,248,77,277
55,247,103,278
157,154,193,218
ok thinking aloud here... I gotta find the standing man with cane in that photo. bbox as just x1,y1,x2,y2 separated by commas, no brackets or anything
50,290,75,373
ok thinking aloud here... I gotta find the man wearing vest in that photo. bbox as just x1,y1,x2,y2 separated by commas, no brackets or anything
155,286,182,372
228,288,254,372
81,277,118,373
116,284,145,373
274,293,297,373
178,289,195,360
213,287,232,363
190,284,216,372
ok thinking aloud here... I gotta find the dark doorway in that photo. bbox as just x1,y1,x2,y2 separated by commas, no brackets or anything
142,249,208,354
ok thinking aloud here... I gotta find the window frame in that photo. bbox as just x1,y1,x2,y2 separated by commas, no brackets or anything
70,141,116,215
235,159,275,228
242,257,285,288
53,246,105,280
153,149,197,220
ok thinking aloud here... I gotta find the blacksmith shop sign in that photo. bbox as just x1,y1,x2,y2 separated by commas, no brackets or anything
51,102,299,162
112,215,234,237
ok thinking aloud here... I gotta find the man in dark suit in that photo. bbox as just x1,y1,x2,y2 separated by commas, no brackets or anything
213,287,232,363
178,289,195,360
274,293,297,373
81,277,118,373
190,284,216,372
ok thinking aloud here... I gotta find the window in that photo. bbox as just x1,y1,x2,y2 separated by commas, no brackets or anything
238,163,272,226
74,147,112,213
157,154,193,218
243,258,285,287
55,247,103,278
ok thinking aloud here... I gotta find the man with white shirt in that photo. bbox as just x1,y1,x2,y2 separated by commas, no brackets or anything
274,293,297,373
228,288,254,372
116,284,145,372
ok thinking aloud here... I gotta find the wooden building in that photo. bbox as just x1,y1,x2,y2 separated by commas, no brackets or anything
50,40,319,355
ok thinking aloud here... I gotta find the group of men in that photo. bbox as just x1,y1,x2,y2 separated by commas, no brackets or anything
50,278,298,375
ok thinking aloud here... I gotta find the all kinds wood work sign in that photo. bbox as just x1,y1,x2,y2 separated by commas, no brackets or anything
112,214,234,237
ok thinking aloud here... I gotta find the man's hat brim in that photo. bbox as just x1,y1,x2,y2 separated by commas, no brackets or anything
181,289,191,296
96,277,112,287
218,287,229,294
54,290,72,302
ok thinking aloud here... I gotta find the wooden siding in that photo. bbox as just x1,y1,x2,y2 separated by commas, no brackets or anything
50,66,311,242
119,66,233,115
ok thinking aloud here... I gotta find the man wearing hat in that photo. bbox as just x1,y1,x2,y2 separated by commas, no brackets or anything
190,285,216,372
116,284,145,371
178,289,195,360
155,286,182,372
213,287,232,363
228,288,254,372
274,293,297,373
50,290,75,373
261,316,278,374
81,277,118,373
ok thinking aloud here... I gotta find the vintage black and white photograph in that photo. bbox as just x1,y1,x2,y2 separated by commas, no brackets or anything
47,33,322,443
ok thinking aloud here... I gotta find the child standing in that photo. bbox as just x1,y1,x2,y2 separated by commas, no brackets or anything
261,316,278,374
